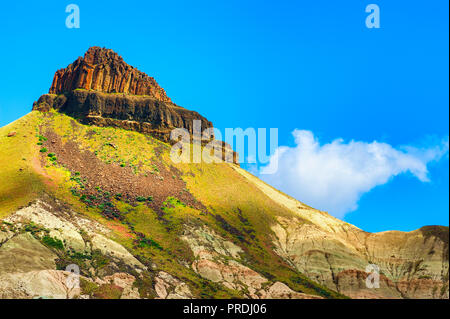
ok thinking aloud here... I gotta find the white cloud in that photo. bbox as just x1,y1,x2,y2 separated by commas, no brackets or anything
259,130,449,218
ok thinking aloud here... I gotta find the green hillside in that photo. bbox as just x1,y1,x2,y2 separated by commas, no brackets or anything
0,110,343,299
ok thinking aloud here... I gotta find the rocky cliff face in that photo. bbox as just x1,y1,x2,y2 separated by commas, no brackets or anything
35,47,238,164
33,91,213,143
270,217,448,299
49,47,171,102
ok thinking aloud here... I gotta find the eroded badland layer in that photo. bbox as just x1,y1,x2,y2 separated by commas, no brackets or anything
0,47,448,299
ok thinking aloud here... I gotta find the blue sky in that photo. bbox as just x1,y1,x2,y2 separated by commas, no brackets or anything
0,0,448,232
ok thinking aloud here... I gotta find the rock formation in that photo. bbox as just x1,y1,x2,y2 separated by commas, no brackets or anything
33,91,213,143
49,47,171,102
233,166,449,299
35,47,238,164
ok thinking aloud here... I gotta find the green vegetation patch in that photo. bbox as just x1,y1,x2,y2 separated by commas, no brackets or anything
41,235,64,250
93,284,123,299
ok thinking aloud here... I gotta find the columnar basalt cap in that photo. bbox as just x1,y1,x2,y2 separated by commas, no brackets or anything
49,47,171,102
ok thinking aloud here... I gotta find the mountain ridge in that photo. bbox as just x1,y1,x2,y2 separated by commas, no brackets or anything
0,47,448,299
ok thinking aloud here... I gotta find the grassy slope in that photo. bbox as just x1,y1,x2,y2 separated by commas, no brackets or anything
0,110,344,298
0,112,46,218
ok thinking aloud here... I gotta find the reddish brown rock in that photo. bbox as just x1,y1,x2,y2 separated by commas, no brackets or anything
36,47,239,164
7,132,16,137
49,47,171,102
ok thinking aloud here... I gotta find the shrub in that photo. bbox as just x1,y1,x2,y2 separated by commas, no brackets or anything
80,278,98,296
70,251,91,261
93,284,123,299
39,147,48,153
91,250,110,268
24,222,47,235
41,235,64,250
138,238,163,250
